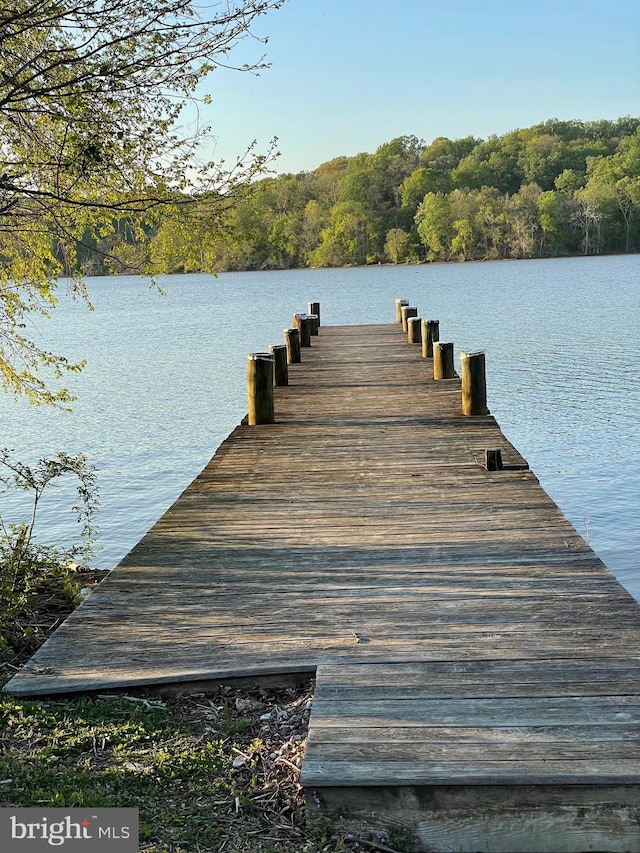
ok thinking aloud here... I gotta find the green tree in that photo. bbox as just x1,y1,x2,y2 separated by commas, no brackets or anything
452,136,524,195
470,187,508,259
384,228,418,264
450,216,475,260
149,208,225,273
309,201,374,267
420,136,478,173
507,183,543,258
518,134,566,190
0,0,284,403
537,190,575,255
267,213,302,269
555,169,585,193
299,200,327,265
400,167,451,211
613,176,640,251
369,135,423,208
572,188,604,255
446,189,479,260
415,193,454,261
585,129,640,251
309,157,351,208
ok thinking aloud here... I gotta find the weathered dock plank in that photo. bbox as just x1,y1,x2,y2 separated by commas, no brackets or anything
303,660,640,851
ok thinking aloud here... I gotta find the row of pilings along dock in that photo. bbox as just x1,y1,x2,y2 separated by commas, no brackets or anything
4,300,640,852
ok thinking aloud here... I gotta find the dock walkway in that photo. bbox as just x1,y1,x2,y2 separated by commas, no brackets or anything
5,321,640,851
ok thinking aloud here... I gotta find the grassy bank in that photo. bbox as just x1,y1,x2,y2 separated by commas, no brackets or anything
0,679,319,852
0,676,412,853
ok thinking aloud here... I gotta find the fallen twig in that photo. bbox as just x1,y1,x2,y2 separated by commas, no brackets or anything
275,755,301,773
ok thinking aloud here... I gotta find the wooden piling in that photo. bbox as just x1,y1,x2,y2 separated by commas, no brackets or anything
407,316,422,344
293,313,312,347
433,342,455,380
269,344,289,386
421,319,440,358
247,353,275,425
395,299,409,323
400,305,417,333
299,315,312,347
308,314,320,336
284,328,301,364
308,302,321,326
460,351,488,416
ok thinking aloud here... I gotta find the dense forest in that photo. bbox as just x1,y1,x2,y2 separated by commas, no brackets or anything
88,117,640,273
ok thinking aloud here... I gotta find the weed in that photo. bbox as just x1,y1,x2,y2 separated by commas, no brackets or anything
0,448,98,663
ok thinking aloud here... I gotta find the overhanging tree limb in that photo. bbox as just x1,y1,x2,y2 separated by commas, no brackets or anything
0,0,286,403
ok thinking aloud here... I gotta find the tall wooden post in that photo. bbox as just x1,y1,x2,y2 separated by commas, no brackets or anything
407,316,422,344
433,342,455,380
395,299,409,323
421,319,440,358
284,327,301,364
400,305,417,333
308,314,319,336
269,344,288,386
308,302,321,326
247,353,275,424
460,351,488,416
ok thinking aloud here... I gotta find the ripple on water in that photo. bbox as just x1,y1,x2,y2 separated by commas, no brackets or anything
1,256,638,600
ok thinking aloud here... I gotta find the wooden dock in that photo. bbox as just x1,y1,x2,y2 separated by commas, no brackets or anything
4,319,640,851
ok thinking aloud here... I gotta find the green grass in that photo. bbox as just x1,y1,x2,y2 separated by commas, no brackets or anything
0,683,376,853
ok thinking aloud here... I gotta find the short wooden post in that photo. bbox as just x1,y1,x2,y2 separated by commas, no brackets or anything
299,315,311,347
308,302,321,326
395,299,409,323
485,449,503,471
284,327,301,364
269,344,288,386
308,314,319,336
407,316,422,344
433,342,455,380
400,305,417,333
293,313,312,347
421,319,440,358
247,353,275,425
460,351,488,416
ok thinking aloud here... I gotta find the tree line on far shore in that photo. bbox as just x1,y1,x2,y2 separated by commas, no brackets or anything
86,116,640,274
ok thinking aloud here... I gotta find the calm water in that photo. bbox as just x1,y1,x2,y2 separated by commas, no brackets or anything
1,256,639,598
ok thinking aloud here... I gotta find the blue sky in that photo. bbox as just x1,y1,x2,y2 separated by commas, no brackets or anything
201,0,640,175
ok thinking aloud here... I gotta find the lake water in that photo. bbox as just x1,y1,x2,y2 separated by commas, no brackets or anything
1,255,639,599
